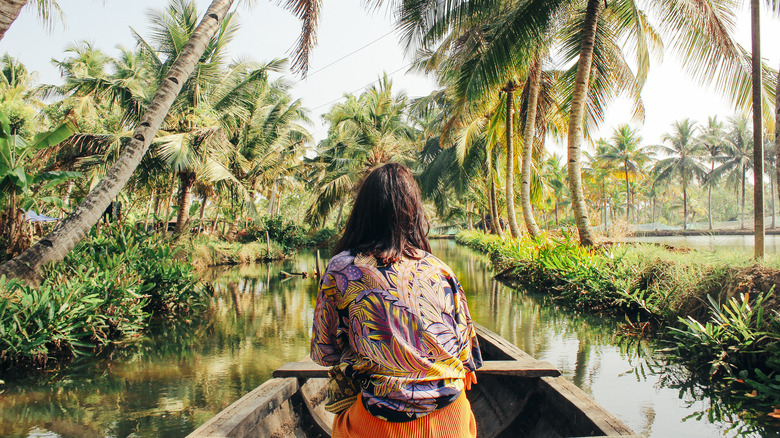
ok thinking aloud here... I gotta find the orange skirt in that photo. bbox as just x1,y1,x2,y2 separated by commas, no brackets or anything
331,392,477,438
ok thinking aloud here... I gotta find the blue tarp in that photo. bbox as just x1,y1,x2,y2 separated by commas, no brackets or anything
26,210,59,223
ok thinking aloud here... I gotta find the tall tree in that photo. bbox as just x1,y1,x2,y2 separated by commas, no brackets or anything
0,0,237,281
750,0,764,258
520,59,542,237
698,116,727,230
598,124,652,220
653,119,707,230
714,117,754,230
567,0,602,246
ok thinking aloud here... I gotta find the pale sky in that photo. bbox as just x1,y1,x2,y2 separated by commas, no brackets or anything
0,0,778,150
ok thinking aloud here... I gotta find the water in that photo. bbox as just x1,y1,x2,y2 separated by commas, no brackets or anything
0,241,770,437
623,234,780,255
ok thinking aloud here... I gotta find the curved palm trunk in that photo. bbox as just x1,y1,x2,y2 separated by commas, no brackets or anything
750,0,764,258
520,63,542,238
0,0,28,41
0,0,236,282
174,171,197,234
504,83,521,238
489,175,503,236
567,0,601,246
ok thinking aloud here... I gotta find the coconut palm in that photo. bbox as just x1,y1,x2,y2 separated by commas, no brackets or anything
653,119,707,230
0,0,237,281
698,116,728,230
597,124,653,220
306,76,416,227
713,117,754,230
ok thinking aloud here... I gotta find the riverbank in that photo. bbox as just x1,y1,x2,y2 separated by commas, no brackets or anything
0,225,205,371
456,230,780,429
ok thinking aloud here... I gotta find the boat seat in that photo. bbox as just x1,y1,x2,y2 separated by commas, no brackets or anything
273,359,561,378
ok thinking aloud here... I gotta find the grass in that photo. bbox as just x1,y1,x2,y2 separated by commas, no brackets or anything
457,229,780,428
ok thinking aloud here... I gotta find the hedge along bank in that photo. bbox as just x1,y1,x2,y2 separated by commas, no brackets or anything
455,230,780,426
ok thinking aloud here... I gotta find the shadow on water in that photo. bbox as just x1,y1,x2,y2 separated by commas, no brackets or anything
0,242,775,437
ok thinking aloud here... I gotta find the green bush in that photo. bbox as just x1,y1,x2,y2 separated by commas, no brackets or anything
0,224,203,368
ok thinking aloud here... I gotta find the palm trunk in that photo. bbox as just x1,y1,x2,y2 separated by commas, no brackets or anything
751,0,764,257
144,194,154,233
566,0,601,246
335,201,344,227
0,0,236,282
775,58,780,230
467,201,474,230
489,175,503,236
198,194,208,234
771,167,776,229
62,180,75,218
267,182,277,216
741,164,746,230
683,176,688,230
624,162,630,219
174,171,196,234
0,0,27,41
504,83,521,238
708,161,714,230
226,219,239,241
520,63,542,238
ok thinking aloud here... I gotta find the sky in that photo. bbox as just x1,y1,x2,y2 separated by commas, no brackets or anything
0,0,778,150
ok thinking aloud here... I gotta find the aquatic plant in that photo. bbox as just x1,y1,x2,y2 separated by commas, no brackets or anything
0,224,203,368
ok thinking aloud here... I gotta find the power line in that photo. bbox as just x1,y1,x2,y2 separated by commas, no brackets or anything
310,62,415,112
293,30,396,85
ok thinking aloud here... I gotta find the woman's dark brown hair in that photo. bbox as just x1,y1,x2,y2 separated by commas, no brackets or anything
333,163,431,263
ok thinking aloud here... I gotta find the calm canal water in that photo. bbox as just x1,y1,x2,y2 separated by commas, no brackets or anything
0,240,770,437
623,234,780,254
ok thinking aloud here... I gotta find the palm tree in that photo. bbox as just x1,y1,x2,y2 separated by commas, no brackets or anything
713,117,754,230
0,0,237,281
697,116,728,230
653,119,707,230
306,76,416,227
597,124,653,220
749,0,764,257
0,0,63,41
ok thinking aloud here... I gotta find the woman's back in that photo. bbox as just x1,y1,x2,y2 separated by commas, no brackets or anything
311,249,481,422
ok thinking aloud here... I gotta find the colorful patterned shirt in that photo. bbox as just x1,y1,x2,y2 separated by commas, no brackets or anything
310,250,482,422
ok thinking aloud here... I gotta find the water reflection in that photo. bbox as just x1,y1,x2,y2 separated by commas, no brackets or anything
0,255,319,438
0,242,771,437
624,234,780,254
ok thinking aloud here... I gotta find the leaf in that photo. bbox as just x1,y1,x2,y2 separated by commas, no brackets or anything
31,121,76,150
32,171,82,188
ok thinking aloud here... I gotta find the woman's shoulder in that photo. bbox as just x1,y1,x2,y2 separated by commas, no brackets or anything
415,251,457,276
325,250,356,273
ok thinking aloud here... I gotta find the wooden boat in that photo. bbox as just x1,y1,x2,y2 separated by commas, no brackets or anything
188,323,641,438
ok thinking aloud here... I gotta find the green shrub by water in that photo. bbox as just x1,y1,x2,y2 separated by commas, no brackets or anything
456,229,780,423
0,225,203,368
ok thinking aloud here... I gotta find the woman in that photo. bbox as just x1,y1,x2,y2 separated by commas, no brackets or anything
311,163,482,438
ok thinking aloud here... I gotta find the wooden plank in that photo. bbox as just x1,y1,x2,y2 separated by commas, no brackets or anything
539,375,637,437
273,361,329,378
273,360,560,378
187,377,299,438
480,360,560,377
